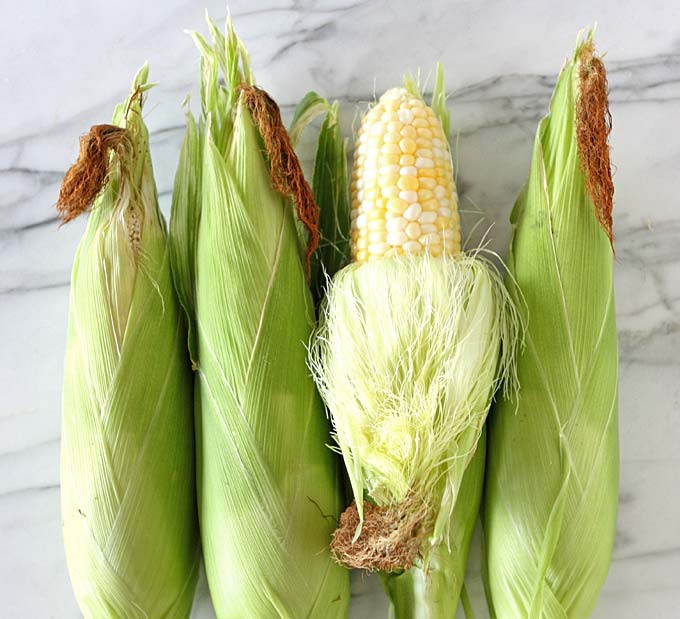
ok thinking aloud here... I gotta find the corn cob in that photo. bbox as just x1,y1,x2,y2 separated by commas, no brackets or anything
58,66,199,618
483,31,618,619
350,86,460,261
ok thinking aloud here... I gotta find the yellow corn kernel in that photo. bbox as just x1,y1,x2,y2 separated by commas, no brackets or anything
400,125,416,139
399,138,417,154
381,154,401,166
397,176,419,191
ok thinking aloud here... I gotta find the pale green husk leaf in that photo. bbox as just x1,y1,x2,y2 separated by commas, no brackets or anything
483,30,619,619
60,65,200,618
169,15,349,618
381,430,486,619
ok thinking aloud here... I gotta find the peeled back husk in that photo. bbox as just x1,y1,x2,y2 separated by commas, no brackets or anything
170,17,349,618
381,430,486,619
59,65,199,618
310,251,520,572
483,30,619,619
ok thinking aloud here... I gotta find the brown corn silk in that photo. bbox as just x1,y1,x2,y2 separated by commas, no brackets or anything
240,84,320,273
57,124,128,223
331,499,428,572
576,42,614,245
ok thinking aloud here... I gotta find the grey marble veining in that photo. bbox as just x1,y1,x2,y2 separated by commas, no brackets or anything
1,1,679,618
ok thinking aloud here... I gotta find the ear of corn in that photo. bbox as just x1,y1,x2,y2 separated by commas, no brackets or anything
483,31,618,619
170,16,349,618
60,65,200,618
310,69,522,616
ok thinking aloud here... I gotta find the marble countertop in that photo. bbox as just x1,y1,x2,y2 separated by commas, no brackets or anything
1,1,679,617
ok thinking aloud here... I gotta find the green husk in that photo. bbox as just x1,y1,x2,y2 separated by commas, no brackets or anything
483,30,618,619
59,65,199,618
169,15,349,618
381,430,486,619
290,93,351,307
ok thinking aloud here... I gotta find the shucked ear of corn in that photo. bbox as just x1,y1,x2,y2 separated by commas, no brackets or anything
58,65,200,618
170,16,349,618
309,66,522,616
483,31,618,619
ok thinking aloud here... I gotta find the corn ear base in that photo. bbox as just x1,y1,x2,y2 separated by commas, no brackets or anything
381,430,486,619
483,31,619,619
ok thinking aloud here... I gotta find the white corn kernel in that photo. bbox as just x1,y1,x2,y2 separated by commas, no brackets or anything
399,190,418,203
380,164,400,176
398,109,414,124
387,230,409,246
415,157,434,168
403,240,423,253
419,211,437,224
400,166,417,176
386,217,407,232
370,122,385,136
403,203,423,221
405,221,421,239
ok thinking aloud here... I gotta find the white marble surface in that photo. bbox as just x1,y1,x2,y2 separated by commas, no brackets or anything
1,1,679,617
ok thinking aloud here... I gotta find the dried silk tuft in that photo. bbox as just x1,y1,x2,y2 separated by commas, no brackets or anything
576,41,615,247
